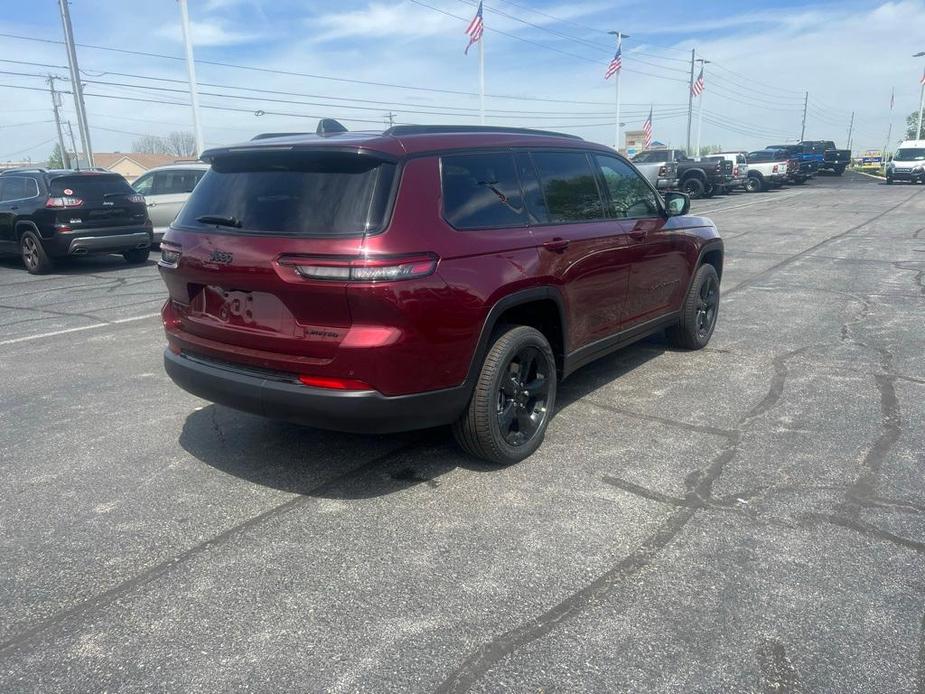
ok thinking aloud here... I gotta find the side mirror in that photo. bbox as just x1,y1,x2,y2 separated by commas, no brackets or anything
664,191,690,217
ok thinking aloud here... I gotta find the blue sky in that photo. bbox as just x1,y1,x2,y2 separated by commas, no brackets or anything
1,0,923,163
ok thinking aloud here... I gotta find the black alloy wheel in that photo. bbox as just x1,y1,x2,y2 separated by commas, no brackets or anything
496,346,551,447
695,273,719,340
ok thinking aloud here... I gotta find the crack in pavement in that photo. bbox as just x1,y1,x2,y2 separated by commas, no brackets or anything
435,348,806,693
0,440,423,659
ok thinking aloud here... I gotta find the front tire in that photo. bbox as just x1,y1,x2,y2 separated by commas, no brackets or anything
667,263,720,350
20,230,54,275
886,177,894,185
452,325,557,465
123,247,150,265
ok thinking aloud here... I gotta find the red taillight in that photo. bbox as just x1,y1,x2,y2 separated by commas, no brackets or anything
46,196,83,208
298,375,372,390
276,254,438,283
159,242,182,268
772,165,779,173
127,194,145,204
733,166,739,176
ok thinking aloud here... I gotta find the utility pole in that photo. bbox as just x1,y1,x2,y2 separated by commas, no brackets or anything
847,111,855,153
384,112,396,128
799,90,808,142
58,0,93,167
178,0,205,157
915,52,925,140
64,121,80,170
686,48,695,155
47,75,70,169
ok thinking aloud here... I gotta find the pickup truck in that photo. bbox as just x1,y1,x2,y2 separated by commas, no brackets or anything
628,150,679,191
631,149,733,199
710,152,749,192
798,140,851,176
744,150,789,192
764,144,816,183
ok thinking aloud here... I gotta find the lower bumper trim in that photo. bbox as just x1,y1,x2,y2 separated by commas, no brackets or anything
164,349,470,434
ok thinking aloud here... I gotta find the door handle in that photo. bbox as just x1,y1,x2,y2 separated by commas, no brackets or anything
628,229,647,241
543,237,569,253
147,202,157,208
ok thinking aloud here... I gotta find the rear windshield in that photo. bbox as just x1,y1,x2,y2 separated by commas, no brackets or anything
174,150,396,236
895,148,925,161
49,174,134,199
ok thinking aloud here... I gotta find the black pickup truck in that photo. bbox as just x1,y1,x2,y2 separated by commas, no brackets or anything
799,140,851,176
634,149,733,198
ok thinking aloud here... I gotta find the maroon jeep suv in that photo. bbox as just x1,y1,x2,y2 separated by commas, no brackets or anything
159,123,723,464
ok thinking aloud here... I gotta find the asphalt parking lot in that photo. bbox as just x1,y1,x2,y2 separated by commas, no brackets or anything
1,172,923,693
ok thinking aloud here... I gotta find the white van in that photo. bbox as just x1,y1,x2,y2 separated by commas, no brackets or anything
886,140,925,184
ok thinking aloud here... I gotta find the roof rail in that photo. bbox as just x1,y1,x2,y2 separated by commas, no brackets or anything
0,167,48,176
383,125,583,140
251,132,311,140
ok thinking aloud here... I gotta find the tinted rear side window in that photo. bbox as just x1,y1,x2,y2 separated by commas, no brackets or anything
515,153,548,224
49,175,134,199
175,151,395,236
0,176,39,202
441,153,526,229
531,151,604,222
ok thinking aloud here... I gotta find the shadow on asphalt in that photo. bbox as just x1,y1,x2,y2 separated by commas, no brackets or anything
178,336,667,498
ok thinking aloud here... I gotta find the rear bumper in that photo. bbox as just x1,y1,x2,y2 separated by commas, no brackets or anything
45,226,153,256
656,177,679,190
164,348,470,434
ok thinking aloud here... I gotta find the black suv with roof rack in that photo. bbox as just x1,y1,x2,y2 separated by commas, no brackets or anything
0,168,153,274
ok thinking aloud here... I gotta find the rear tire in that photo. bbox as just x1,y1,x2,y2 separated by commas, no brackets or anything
20,230,53,275
744,176,762,193
682,177,705,199
452,325,557,465
667,264,720,350
123,247,150,265
886,177,894,185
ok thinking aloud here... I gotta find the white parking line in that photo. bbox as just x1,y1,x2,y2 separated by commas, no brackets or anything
696,192,803,215
0,312,161,346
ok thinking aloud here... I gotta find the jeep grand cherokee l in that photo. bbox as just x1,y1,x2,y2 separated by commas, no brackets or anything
159,123,723,464
0,169,152,274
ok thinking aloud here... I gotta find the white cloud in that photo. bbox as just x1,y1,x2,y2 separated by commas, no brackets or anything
156,19,265,47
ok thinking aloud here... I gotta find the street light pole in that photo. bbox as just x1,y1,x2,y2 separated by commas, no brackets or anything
608,31,629,152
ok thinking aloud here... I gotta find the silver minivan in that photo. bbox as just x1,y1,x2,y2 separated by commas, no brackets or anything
132,163,209,242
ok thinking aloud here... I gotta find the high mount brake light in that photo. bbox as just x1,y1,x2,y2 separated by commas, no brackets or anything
46,196,83,208
277,254,438,282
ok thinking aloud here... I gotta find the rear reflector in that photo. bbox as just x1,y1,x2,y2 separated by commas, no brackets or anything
277,254,438,283
298,375,372,390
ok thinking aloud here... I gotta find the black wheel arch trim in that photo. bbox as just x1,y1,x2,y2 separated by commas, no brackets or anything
463,286,568,392
685,239,725,299
14,220,42,240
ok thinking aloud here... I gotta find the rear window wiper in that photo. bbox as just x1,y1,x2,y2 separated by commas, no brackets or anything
103,192,133,198
196,214,242,228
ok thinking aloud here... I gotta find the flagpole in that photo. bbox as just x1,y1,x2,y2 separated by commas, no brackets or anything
615,33,622,151
883,87,894,170
696,93,704,156
479,29,485,125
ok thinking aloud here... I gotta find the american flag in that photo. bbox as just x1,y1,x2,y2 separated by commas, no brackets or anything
691,66,705,96
464,1,484,55
604,46,622,80
642,107,653,149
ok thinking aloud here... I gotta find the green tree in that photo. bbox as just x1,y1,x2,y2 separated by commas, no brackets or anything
907,110,923,140
699,144,722,156
47,143,65,168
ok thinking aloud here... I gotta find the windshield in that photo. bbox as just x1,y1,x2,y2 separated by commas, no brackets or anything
895,148,925,161
174,150,396,236
632,151,668,163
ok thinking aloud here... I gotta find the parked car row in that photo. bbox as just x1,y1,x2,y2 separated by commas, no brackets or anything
629,138,852,199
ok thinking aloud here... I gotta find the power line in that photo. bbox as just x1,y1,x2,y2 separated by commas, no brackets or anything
0,137,56,159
